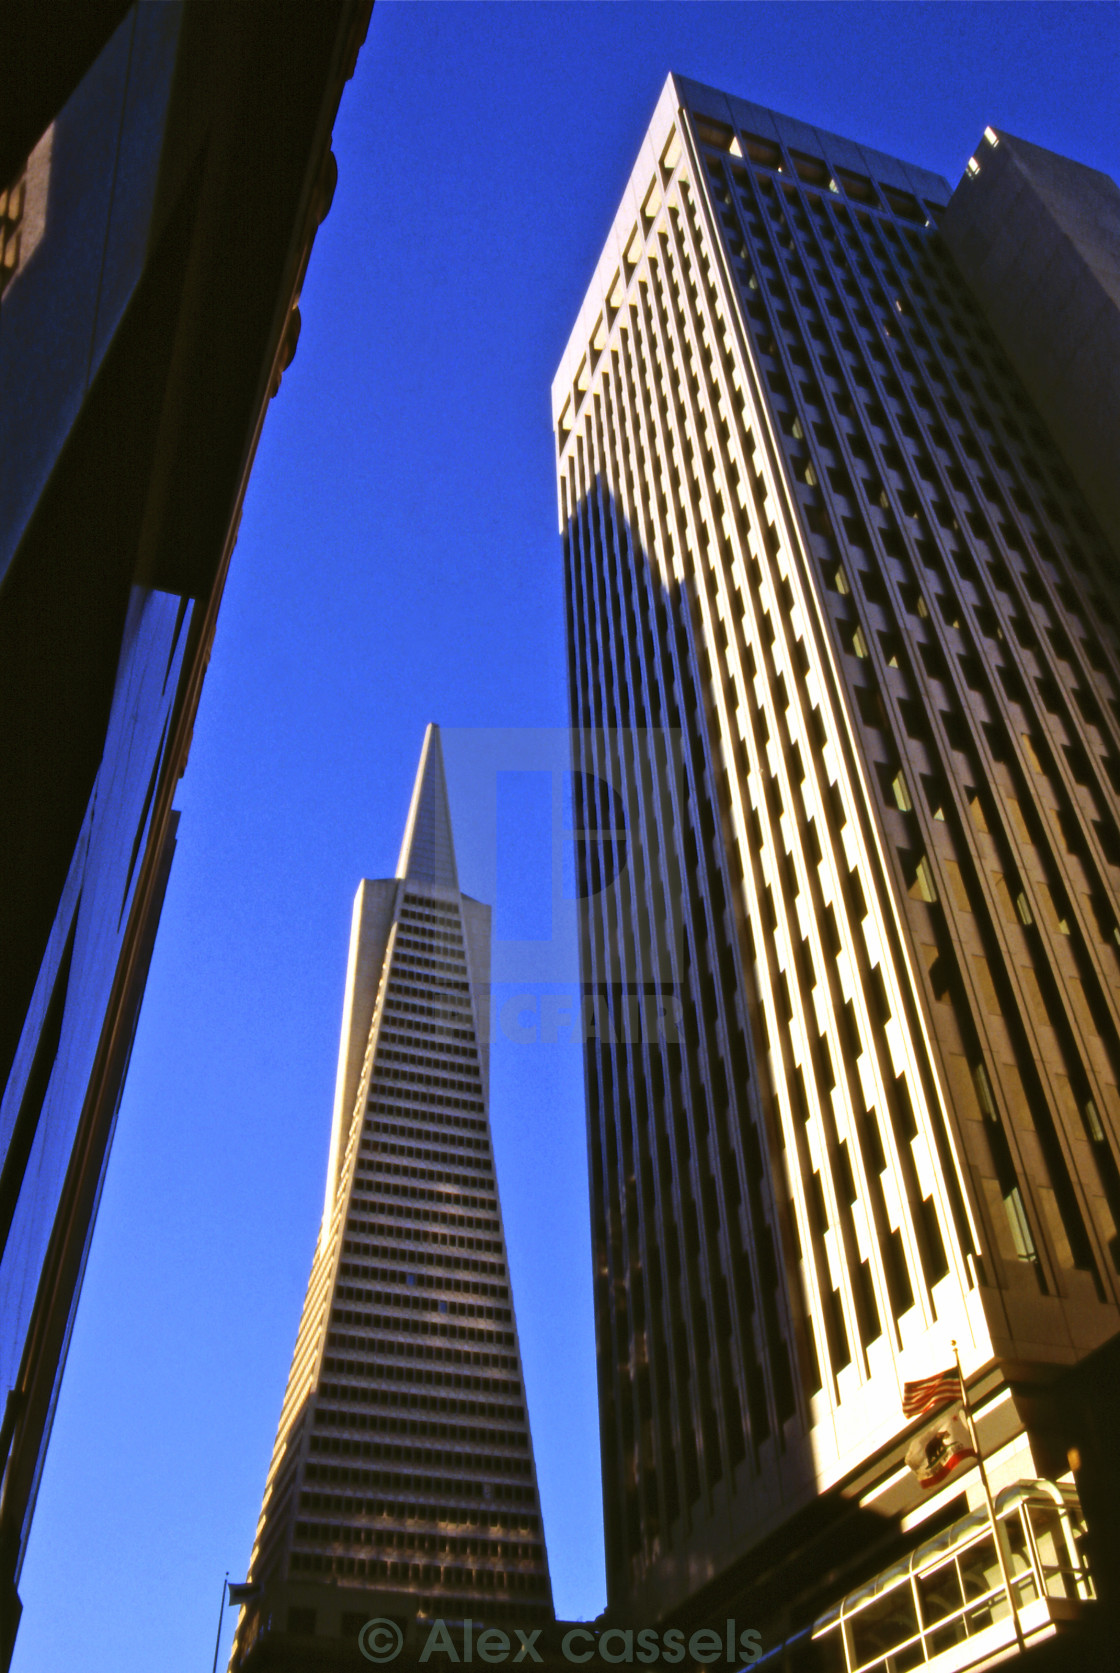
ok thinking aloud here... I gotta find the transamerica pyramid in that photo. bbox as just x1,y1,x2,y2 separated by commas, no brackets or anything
230,726,553,1670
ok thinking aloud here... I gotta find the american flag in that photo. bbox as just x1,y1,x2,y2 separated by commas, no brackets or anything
902,1367,962,1419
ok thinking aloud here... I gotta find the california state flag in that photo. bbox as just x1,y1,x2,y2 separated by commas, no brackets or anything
905,1406,976,1489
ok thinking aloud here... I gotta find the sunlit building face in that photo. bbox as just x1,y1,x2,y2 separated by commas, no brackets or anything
553,73,1120,1641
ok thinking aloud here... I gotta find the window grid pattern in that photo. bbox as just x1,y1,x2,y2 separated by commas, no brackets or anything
235,882,551,1651
700,124,1120,1302
554,92,1120,1606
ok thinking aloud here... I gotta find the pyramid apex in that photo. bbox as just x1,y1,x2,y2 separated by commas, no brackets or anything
396,725,459,890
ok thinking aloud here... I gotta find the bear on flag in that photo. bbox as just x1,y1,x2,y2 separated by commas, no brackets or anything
905,1406,976,1489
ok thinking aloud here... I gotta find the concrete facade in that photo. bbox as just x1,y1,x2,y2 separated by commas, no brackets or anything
942,128,1120,562
553,75,1118,1663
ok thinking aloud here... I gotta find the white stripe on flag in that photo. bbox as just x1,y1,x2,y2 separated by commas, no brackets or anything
902,1368,962,1418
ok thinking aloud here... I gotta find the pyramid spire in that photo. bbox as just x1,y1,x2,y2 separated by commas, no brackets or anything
396,723,459,890
232,733,551,1661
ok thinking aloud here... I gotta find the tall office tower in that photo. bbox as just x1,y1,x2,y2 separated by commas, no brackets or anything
0,5,370,1663
553,74,1120,1658
231,728,552,1671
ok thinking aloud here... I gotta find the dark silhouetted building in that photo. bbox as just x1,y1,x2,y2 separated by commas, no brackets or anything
0,4,371,1663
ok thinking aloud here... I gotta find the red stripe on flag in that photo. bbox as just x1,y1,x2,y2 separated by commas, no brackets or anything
902,1368,962,1418
905,1407,976,1489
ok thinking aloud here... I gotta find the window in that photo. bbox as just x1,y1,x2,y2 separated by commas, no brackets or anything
660,128,682,176
890,769,913,813
908,853,938,904
1003,1185,1038,1261
883,185,926,223
791,150,829,185
741,130,782,168
695,116,743,157
836,167,877,205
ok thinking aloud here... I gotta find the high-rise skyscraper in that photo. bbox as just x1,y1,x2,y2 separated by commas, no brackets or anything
230,727,552,1671
553,75,1119,1659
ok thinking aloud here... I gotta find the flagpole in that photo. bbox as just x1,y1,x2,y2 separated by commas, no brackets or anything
951,1340,1026,1655
211,1573,229,1673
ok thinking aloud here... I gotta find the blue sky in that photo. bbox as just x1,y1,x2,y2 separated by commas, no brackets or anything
12,4,1120,1671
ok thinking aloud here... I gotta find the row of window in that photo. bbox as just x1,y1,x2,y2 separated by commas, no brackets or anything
385,964,471,1001
397,915,465,949
401,896,464,927
293,1518,542,1566
367,1063,484,1114
366,1100,487,1136
336,1222,503,1259
320,1355,520,1398
331,1262,507,1303
354,1153,495,1197
689,113,934,225
327,1279,509,1324
380,995,474,1031
313,1401,528,1451
287,1552,547,1594
302,1457,532,1500
325,1328,517,1375
334,1241,504,1278
377,1025,480,1065
366,1119,492,1160
307,1431,532,1476
392,940,471,980
350,1187,497,1227
317,1380,524,1425
372,1048,481,1096
299,1489,539,1534
330,1303,512,1347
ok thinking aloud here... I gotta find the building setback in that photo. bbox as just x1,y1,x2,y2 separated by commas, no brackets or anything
230,727,552,1671
941,128,1120,561
552,74,1120,1661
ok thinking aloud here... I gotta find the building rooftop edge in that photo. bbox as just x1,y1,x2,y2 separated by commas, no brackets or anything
550,72,954,425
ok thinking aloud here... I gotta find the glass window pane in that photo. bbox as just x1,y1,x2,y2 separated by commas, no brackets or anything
959,1534,1006,1631
916,1556,964,1625
848,1583,922,1670
1006,1510,1040,1606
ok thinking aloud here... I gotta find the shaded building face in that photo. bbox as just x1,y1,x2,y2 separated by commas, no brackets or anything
231,727,552,1670
553,75,1120,1627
